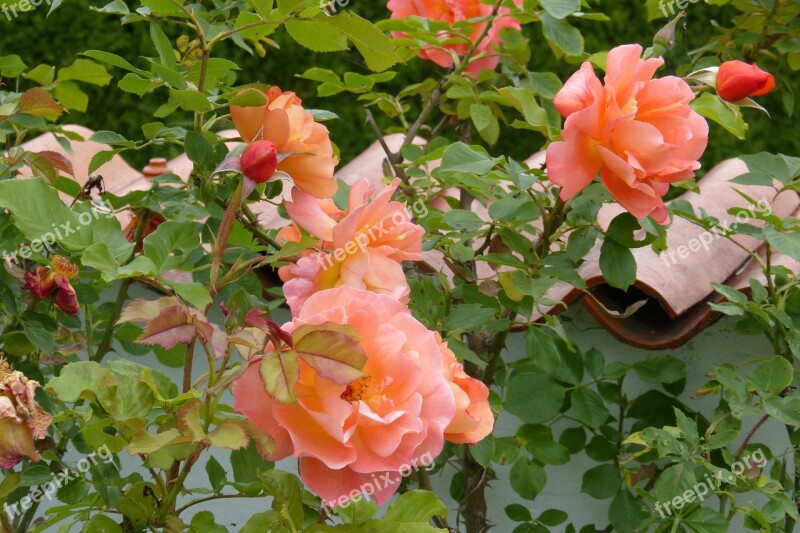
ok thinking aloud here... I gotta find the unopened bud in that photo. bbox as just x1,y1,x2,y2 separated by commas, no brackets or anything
241,140,278,184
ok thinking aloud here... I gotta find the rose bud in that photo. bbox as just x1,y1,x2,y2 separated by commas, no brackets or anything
241,140,279,184
717,60,776,102
0,361,52,468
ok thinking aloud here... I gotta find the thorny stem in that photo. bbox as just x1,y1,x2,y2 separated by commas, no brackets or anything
210,180,244,291
461,178,570,533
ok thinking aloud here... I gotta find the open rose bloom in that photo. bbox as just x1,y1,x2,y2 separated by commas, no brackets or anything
0,362,52,468
387,0,523,75
233,287,493,507
231,86,338,198
545,44,709,223
278,178,424,315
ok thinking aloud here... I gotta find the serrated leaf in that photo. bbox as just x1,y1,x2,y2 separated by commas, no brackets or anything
285,19,347,52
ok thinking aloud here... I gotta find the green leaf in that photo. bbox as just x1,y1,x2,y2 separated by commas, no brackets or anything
510,457,547,500
125,428,181,454
384,490,448,522
0,55,27,77
46,362,115,403
541,14,584,56
82,515,123,533
440,142,498,175
599,238,636,290
57,59,112,86
445,304,496,331
261,350,300,404
582,464,619,499
208,420,249,450
105,375,155,421
285,19,348,52
326,11,399,72
240,512,281,533
0,179,133,261
469,436,495,468
683,507,730,533
540,0,579,19
24,64,55,85
168,89,212,112
82,50,147,75
185,131,215,170
443,209,484,232
163,281,212,309
142,221,199,272
506,372,564,424
633,356,686,384
53,81,89,112
150,23,176,66
654,463,697,503
691,93,747,139
749,356,793,397
609,489,648,532
119,73,161,96
763,226,800,261
571,387,609,428
525,327,560,375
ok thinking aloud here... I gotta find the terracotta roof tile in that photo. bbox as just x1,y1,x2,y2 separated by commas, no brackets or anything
16,127,799,349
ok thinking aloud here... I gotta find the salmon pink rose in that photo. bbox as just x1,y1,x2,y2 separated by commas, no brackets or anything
231,87,338,198
438,334,494,444
233,286,457,506
387,0,523,75
278,178,424,315
279,250,411,315
545,44,708,224
716,60,775,102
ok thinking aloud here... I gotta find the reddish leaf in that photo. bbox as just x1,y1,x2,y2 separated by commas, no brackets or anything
17,88,65,120
138,305,197,349
35,150,75,177
22,152,57,184
291,323,366,385
119,298,178,323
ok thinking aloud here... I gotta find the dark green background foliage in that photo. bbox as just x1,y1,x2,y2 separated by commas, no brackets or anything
0,0,795,171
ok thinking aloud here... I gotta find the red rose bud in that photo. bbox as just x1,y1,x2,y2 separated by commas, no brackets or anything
241,140,278,184
717,60,775,102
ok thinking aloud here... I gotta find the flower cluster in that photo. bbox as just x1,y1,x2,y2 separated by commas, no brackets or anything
546,44,709,223
231,96,493,508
